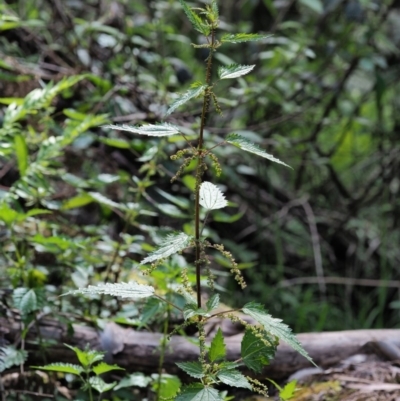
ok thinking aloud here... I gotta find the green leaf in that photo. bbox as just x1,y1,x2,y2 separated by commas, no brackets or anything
13,287,44,315
32,363,84,375
0,346,28,372
176,384,222,401
242,302,314,365
140,232,192,265
209,328,226,362
61,193,93,210
178,0,210,35
152,374,182,399
64,345,104,368
199,182,228,210
66,281,155,300
206,293,220,311
114,372,152,390
218,64,255,80
217,370,252,390
165,84,207,117
221,33,273,43
183,303,209,320
140,297,164,325
299,0,323,14
226,133,291,168
280,380,298,400
88,191,122,209
14,134,28,176
99,137,131,149
0,203,19,225
102,123,181,137
92,362,125,375
88,376,116,393
176,361,204,379
210,0,219,20
241,329,277,373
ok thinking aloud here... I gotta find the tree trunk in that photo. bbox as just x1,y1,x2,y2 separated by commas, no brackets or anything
2,316,400,379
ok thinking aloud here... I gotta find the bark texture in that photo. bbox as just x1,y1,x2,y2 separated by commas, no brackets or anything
2,316,400,379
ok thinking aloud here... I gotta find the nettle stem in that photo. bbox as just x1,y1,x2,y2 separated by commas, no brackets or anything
195,29,215,309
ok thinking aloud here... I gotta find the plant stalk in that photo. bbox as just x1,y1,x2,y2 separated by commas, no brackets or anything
195,29,215,309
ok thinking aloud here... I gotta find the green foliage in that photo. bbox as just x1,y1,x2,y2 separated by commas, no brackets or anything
209,329,226,362
166,83,208,116
226,133,292,168
140,232,193,265
66,281,155,299
2,0,398,399
243,302,313,364
0,346,28,372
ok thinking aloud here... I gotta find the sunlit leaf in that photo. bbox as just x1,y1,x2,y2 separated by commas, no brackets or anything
140,232,192,265
209,329,226,362
89,376,116,393
199,182,227,210
14,134,28,176
217,369,252,390
226,134,291,168
103,123,181,137
32,363,84,375
221,33,273,43
178,0,210,35
218,64,255,80
93,362,124,375
66,282,155,300
166,84,207,117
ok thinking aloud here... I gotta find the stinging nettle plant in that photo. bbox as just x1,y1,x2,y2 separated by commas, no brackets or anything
68,1,314,399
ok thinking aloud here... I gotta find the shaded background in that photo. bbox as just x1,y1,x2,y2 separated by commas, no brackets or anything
1,0,400,335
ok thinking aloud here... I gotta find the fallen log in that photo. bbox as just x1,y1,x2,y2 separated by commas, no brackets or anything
2,316,400,379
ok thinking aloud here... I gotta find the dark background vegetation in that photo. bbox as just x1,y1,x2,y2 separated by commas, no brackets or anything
1,0,400,344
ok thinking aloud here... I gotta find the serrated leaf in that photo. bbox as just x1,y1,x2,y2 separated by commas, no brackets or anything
88,376,116,393
176,361,204,379
92,362,125,375
210,0,219,19
206,293,220,311
166,84,207,117
199,182,227,210
0,346,28,372
14,134,28,176
209,328,226,362
140,232,192,265
176,384,222,401
221,33,273,43
218,64,255,80
217,369,252,390
32,363,84,375
13,287,44,315
280,380,298,400
64,344,105,367
102,123,181,137
241,329,277,373
66,281,155,300
242,302,314,365
178,0,210,35
226,134,291,168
